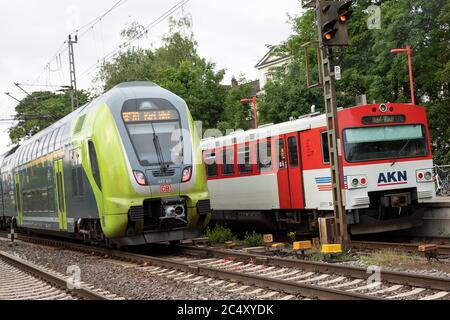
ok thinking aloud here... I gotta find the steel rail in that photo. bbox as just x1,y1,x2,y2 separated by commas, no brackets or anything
178,246,450,291
351,240,450,255
0,251,110,300
1,234,379,300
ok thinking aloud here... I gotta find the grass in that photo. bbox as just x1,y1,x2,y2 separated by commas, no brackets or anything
358,249,419,266
244,231,264,247
205,225,236,244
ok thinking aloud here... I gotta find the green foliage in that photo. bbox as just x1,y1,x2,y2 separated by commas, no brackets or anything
244,231,264,247
259,1,450,163
97,17,227,130
205,225,235,244
9,90,89,144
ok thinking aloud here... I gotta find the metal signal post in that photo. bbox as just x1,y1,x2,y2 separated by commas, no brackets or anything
302,0,353,250
68,35,79,111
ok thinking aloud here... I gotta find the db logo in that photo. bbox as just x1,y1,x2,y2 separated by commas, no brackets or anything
160,184,172,194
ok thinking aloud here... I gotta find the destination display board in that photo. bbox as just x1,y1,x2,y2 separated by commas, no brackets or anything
122,110,179,123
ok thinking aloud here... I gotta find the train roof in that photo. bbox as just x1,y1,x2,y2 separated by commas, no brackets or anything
1,81,184,163
201,111,326,149
201,103,426,149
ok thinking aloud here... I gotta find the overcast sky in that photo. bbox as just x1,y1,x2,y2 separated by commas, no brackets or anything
0,0,304,154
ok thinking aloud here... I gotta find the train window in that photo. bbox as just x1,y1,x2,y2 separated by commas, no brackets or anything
277,139,287,169
321,132,330,164
204,151,218,177
258,139,272,171
48,129,59,152
60,125,69,147
238,144,252,174
288,137,299,168
71,166,84,197
37,137,45,158
343,124,428,162
222,148,235,176
26,144,33,162
31,140,39,160
88,141,102,191
54,128,64,150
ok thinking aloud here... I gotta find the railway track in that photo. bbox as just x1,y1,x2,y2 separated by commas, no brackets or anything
351,241,450,256
0,251,115,300
2,233,449,300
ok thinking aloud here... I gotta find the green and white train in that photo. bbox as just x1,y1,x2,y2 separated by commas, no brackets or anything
0,82,211,246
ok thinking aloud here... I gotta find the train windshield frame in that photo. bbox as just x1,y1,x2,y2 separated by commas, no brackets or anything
121,99,183,167
343,124,429,163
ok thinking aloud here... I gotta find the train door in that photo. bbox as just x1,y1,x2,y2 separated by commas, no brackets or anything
54,159,67,231
275,136,291,208
14,173,23,226
286,132,305,209
0,176,4,217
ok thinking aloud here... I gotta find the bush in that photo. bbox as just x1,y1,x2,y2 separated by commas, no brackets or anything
205,225,235,244
244,231,264,247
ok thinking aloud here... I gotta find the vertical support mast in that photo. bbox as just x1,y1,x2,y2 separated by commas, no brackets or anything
315,0,350,249
68,35,79,111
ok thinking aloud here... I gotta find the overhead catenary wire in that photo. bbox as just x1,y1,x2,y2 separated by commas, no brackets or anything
78,0,191,81
29,0,132,86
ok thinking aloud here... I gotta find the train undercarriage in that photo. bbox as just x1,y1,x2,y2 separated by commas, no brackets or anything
211,188,426,236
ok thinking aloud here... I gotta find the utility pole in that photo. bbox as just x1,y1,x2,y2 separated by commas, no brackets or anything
391,46,415,105
241,97,259,129
68,35,79,111
301,0,353,250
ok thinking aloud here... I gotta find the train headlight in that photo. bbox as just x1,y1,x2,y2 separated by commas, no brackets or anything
182,166,192,183
133,170,148,186
379,104,388,113
348,175,368,189
417,169,433,183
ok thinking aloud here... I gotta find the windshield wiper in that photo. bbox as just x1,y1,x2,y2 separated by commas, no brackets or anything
391,139,412,167
150,123,168,172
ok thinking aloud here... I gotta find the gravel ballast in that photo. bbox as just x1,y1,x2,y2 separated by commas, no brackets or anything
0,239,274,300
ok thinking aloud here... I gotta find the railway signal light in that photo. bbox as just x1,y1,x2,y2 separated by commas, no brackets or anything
319,1,353,47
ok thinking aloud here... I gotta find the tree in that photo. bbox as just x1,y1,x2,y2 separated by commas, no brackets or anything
97,17,227,129
9,90,89,144
216,77,254,132
257,11,325,124
258,1,450,163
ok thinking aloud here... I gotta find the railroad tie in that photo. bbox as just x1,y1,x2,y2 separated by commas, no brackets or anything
222,283,238,289
194,278,213,285
258,268,288,277
347,282,382,292
159,270,177,277
166,272,185,279
297,274,330,284
257,292,278,299
367,285,403,295
184,276,203,283
151,269,168,275
329,279,364,289
174,274,194,281
227,286,250,293
279,295,295,301
420,292,449,301
273,270,300,279
386,288,425,299
317,276,346,286
244,288,264,296
283,272,315,281
209,280,225,287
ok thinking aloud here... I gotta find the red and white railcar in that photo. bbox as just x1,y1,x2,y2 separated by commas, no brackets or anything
201,103,435,235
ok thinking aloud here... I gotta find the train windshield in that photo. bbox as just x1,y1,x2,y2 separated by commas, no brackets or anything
122,99,183,166
343,124,428,162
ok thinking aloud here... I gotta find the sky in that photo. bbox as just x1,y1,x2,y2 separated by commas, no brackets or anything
0,0,304,154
